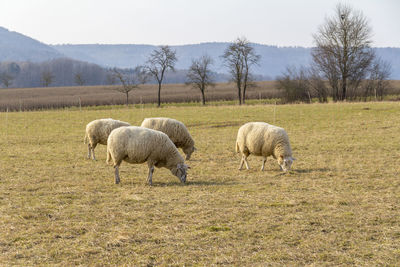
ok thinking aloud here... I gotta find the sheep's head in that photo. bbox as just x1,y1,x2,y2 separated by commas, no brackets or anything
183,146,197,160
278,155,295,172
171,163,189,183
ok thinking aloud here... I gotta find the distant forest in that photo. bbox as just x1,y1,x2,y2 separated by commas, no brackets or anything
0,58,244,88
0,58,107,88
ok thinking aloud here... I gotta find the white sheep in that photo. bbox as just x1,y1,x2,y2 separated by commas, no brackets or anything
236,122,295,172
140,117,196,160
84,118,131,160
106,126,189,185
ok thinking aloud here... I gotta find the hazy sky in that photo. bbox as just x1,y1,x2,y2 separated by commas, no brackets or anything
0,0,399,47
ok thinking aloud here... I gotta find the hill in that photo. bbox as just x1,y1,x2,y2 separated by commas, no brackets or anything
0,27,62,62
0,26,399,79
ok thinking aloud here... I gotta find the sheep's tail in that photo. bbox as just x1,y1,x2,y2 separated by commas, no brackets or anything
84,132,88,144
235,141,239,153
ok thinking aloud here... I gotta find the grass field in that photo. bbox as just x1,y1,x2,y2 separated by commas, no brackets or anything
0,102,399,265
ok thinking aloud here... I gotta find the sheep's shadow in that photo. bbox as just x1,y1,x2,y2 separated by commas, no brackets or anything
150,179,235,187
185,159,201,162
291,168,331,174
270,167,331,177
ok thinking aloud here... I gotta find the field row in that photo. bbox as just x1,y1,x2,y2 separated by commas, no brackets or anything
1,80,400,111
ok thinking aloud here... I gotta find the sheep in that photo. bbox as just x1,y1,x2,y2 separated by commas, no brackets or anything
106,126,189,185
236,122,295,172
84,118,131,160
140,117,196,160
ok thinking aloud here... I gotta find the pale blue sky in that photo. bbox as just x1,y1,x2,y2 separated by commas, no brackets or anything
0,0,399,46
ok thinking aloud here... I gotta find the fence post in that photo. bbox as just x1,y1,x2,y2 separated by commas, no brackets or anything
6,107,8,143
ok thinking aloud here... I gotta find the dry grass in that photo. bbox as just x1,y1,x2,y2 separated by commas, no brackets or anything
0,102,400,265
0,81,280,111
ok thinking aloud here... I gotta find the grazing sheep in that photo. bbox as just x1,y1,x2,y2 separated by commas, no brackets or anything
141,117,196,160
106,126,189,185
236,122,295,172
84,118,131,160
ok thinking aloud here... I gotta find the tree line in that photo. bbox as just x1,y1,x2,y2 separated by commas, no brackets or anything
0,58,109,88
110,37,263,107
0,4,393,105
277,3,392,103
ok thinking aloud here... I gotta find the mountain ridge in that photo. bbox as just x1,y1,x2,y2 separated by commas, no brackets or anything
0,27,63,62
1,26,399,79
51,43,400,79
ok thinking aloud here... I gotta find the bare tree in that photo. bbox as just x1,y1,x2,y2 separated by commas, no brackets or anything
186,55,215,105
364,58,392,100
241,39,261,104
307,66,328,103
74,72,86,86
145,46,177,107
41,71,54,87
113,66,147,105
276,66,311,103
106,70,117,85
0,72,14,88
312,3,375,101
222,37,260,104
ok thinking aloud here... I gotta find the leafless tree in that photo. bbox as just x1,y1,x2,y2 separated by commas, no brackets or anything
222,37,260,104
307,66,328,103
364,58,392,100
74,72,85,86
312,3,375,101
241,39,261,104
145,46,177,107
106,71,117,85
113,66,147,105
0,72,14,88
186,55,215,105
276,66,311,103
41,71,54,87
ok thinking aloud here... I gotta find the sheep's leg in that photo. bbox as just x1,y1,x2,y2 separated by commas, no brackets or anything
114,165,120,184
239,155,245,170
244,155,250,170
261,157,267,171
147,164,155,186
92,148,96,161
87,144,91,159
